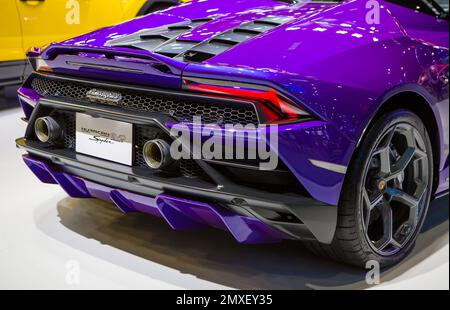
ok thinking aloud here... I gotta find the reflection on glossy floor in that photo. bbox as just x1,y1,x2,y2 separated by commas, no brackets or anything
0,106,448,290
51,195,449,290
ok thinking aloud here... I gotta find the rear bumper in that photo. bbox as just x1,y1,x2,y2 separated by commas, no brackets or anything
17,138,338,244
19,72,353,206
22,154,290,244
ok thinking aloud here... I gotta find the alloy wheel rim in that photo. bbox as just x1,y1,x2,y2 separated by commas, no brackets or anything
362,123,429,256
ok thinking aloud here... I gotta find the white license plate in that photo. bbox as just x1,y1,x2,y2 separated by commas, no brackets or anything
75,114,133,166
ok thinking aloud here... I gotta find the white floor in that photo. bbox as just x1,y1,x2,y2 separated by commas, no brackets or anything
0,107,448,290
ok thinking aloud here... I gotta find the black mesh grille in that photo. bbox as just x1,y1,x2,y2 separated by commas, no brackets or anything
31,77,259,125
179,160,205,178
61,112,76,150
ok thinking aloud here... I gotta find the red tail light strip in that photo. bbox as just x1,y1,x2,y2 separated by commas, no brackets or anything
183,79,309,123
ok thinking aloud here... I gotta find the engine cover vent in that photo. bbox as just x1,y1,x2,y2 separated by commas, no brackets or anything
106,16,293,63
106,18,214,52
180,16,293,62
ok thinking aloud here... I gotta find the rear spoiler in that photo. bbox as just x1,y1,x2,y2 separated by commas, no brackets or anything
29,43,188,75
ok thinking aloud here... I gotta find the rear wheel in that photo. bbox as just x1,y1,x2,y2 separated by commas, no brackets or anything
305,110,434,268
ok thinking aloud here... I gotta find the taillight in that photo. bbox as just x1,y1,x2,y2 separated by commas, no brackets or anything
183,78,309,124
27,46,53,73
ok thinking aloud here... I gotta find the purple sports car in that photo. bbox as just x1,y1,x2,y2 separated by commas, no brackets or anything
16,0,448,268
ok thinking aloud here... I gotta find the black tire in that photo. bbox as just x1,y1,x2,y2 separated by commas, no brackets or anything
137,0,178,15
304,110,434,268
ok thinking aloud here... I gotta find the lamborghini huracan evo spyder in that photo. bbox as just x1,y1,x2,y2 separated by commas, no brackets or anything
16,0,449,268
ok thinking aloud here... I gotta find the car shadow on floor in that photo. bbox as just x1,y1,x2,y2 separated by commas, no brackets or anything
39,194,448,289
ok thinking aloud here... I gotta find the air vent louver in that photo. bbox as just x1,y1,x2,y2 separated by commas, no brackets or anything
106,16,293,62
153,41,198,57
238,22,276,33
182,51,215,63
181,16,293,63
106,19,212,55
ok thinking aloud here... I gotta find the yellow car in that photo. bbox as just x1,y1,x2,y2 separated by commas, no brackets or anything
0,0,188,87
